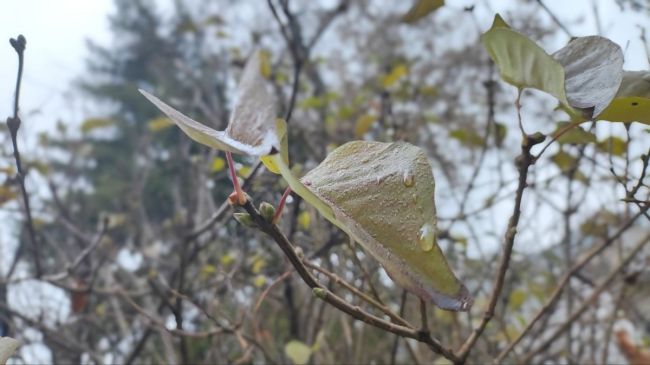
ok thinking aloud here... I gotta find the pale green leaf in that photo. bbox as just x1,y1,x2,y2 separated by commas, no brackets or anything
299,141,472,311
0,337,19,365
402,0,444,23
139,50,280,155
481,14,570,108
284,340,312,365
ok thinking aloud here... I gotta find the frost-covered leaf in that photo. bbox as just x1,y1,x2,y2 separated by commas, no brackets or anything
0,337,19,365
284,340,312,365
299,141,472,311
598,71,650,124
552,36,623,118
402,0,444,23
481,14,569,108
139,50,281,156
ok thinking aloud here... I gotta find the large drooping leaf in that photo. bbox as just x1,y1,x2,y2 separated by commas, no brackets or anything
296,141,472,311
481,14,570,108
139,50,284,157
402,0,445,24
0,337,19,365
552,36,623,118
598,71,650,124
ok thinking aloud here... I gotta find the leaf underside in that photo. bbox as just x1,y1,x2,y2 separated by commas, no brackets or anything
552,36,623,118
482,14,628,121
300,141,472,311
139,51,280,156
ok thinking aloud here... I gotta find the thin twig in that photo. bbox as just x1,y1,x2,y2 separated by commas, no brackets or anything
520,231,650,363
494,206,650,363
6,34,42,277
456,124,545,361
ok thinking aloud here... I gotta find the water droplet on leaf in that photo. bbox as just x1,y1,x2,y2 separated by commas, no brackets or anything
418,223,435,251
403,170,415,187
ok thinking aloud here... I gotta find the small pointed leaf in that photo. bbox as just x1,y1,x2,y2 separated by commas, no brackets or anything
552,36,623,118
139,51,281,156
402,0,445,24
299,141,472,311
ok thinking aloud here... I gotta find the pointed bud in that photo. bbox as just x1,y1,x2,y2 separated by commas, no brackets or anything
233,213,255,227
259,202,276,222
294,246,304,259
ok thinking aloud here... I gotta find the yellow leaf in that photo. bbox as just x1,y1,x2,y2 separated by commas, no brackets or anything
402,0,445,23
220,253,235,267
238,166,251,178
251,255,266,274
261,119,289,175
201,264,217,279
509,288,526,310
211,157,226,172
284,340,312,365
147,117,173,132
354,114,377,137
381,64,408,88
259,50,272,79
298,210,311,230
253,274,267,288
0,166,15,176
598,97,650,124
80,118,115,134
0,186,18,207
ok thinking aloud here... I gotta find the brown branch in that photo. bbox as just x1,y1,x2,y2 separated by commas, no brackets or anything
238,200,460,363
304,260,411,327
520,231,650,363
494,205,650,363
6,35,42,277
456,131,545,362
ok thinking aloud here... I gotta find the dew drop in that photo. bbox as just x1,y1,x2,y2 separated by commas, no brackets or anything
418,223,435,251
403,170,415,187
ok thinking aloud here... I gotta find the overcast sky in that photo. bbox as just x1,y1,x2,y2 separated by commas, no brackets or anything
1,0,648,140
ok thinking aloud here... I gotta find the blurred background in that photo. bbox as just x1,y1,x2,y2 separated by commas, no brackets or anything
1,0,649,363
